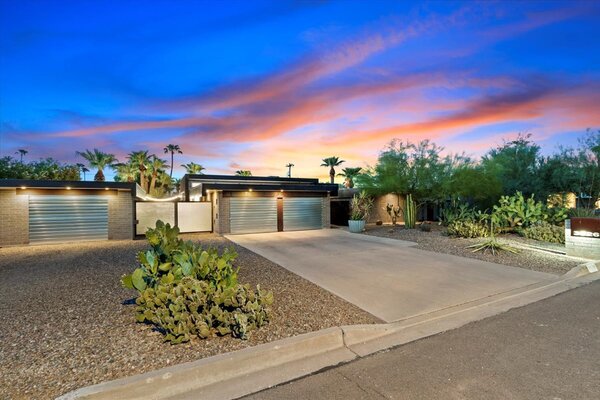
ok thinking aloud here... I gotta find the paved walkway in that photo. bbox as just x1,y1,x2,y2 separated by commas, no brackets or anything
227,229,555,322
244,280,600,400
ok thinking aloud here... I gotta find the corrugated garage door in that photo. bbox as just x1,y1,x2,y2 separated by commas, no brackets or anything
283,197,323,231
29,195,108,244
230,197,277,234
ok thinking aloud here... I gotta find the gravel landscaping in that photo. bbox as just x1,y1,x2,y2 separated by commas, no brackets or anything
362,224,582,275
0,234,380,400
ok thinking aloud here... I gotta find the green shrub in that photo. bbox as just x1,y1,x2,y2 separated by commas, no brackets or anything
440,203,489,226
122,221,273,344
447,220,489,238
568,207,597,218
517,222,565,244
493,192,545,231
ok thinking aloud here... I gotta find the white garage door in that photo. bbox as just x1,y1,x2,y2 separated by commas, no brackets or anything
230,197,277,234
29,195,108,244
284,197,323,231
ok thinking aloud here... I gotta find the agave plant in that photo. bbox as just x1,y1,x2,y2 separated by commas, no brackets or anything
466,220,519,255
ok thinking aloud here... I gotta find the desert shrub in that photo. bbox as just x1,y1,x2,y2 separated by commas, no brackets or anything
122,221,273,344
517,221,565,244
440,203,489,226
447,220,489,238
493,192,545,231
545,204,569,225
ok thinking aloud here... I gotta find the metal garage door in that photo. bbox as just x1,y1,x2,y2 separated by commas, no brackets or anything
283,197,323,231
29,195,108,244
230,197,277,234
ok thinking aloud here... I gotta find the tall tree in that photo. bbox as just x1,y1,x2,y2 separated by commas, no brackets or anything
148,156,169,194
128,150,151,191
482,133,541,197
338,167,362,188
76,149,117,181
321,156,345,184
181,162,205,175
15,149,28,162
163,144,183,178
235,170,252,176
75,163,89,181
356,139,456,205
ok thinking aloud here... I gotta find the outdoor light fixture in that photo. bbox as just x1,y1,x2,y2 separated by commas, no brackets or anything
280,189,284,192
66,186,71,190
105,187,109,190
249,188,253,192
20,186,26,189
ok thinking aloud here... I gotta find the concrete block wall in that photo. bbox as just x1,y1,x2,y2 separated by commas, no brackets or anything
322,194,331,228
108,190,134,240
0,189,29,246
213,193,230,234
565,219,600,259
368,194,406,224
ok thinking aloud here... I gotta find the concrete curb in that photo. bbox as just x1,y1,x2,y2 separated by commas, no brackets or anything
58,263,600,400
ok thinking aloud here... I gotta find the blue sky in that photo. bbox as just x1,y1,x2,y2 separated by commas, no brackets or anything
1,0,599,180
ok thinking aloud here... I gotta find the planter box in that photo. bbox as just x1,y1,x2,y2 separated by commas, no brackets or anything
348,220,365,233
565,218,600,259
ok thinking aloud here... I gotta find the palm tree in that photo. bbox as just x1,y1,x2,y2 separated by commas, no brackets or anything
128,150,151,191
321,156,345,184
15,149,28,162
76,149,117,181
158,172,175,194
148,156,169,194
181,162,205,175
113,162,138,183
338,167,362,188
163,144,183,178
235,170,252,176
75,163,89,180
286,163,294,178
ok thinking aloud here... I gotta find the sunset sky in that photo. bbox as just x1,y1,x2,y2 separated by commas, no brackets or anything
1,0,599,182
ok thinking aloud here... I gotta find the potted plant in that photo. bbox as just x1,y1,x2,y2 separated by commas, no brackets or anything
348,191,373,233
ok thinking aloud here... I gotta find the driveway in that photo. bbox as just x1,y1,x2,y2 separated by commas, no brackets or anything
226,229,555,322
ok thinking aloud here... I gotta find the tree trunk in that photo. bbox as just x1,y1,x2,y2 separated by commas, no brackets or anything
169,152,174,178
94,169,105,181
330,167,335,184
150,173,157,195
139,167,147,192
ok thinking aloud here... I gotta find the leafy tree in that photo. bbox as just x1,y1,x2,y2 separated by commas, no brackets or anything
0,157,80,180
235,170,252,176
321,156,345,184
76,149,117,181
181,162,205,174
337,167,362,188
445,164,503,209
482,133,541,197
163,144,183,178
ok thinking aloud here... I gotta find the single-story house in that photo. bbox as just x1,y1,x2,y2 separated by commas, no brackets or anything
182,174,338,234
0,175,337,246
0,179,135,246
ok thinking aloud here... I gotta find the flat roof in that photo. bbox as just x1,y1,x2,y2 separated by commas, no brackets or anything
183,174,338,196
0,179,136,190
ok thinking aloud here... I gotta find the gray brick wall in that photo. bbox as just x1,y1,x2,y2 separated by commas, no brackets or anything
565,219,600,259
108,190,134,240
0,189,29,245
322,194,331,228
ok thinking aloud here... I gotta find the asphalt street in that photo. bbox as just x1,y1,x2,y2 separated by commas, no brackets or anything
244,280,600,400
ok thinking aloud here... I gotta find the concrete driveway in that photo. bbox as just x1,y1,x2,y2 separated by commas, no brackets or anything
226,229,555,322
